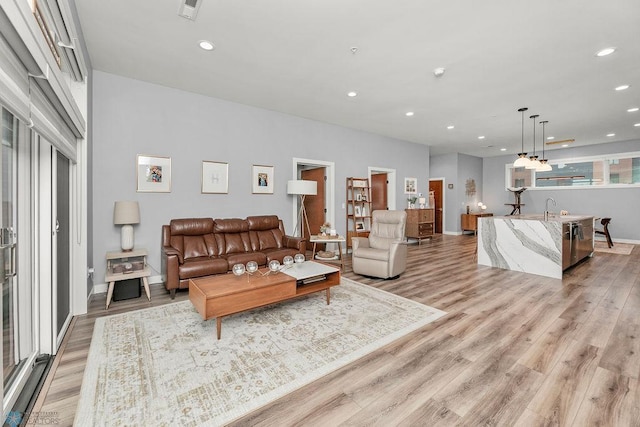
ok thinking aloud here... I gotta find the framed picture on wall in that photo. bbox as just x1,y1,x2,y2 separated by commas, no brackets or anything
252,165,274,194
136,155,171,192
404,177,417,194
201,161,229,194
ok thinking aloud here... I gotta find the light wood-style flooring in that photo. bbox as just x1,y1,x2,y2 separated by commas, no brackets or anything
34,234,640,426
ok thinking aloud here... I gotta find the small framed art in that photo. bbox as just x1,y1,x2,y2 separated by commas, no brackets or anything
354,205,362,217
404,177,417,194
137,155,171,192
252,165,274,194
201,161,229,194
355,221,365,231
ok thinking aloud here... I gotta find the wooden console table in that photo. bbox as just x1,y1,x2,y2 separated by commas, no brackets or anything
461,213,493,234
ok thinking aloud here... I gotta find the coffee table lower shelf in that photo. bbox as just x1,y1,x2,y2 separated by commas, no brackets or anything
189,262,340,339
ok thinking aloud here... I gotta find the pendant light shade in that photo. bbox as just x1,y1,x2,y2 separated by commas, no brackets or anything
526,114,541,169
513,107,531,167
537,120,553,171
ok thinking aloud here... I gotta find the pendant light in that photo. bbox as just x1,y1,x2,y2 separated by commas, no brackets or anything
513,107,530,167
537,120,552,171
526,114,541,169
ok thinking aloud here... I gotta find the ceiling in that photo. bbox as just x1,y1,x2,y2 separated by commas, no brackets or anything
74,0,640,157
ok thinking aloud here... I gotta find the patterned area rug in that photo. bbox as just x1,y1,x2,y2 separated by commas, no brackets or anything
75,278,446,426
594,240,635,255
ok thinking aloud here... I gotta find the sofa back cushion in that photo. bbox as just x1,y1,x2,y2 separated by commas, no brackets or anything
168,218,216,259
214,218,252,255
247,216,284,251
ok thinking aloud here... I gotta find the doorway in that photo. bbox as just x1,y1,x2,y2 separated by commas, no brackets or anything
368,167,396,213
301,167,325,251
429,179,444,234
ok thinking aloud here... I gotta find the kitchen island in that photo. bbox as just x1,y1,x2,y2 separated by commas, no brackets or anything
477,214,594,279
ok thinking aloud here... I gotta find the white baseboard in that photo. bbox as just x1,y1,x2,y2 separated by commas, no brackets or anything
90,275,164,296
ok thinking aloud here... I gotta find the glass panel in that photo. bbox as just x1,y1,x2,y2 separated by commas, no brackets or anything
2,108,17,385
509,167,532,188
536,160,605,187
608,157,640,184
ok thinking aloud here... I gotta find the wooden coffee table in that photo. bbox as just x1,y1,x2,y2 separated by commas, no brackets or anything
189,261,340,339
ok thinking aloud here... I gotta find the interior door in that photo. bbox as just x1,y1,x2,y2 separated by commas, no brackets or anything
371,173,388,213
429,180,443,234
301,167,325,251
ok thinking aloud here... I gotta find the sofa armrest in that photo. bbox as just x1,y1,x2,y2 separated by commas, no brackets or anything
283,235,306,253
162,246,184,264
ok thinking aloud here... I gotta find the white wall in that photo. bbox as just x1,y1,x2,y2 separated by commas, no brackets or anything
91,71,430,288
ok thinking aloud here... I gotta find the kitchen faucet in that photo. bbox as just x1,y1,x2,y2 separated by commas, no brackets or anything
544,197,556,220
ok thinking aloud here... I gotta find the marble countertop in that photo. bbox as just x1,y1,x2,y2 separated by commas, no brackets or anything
491,214,594,222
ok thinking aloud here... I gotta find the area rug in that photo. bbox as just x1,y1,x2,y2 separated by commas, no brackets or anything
594,240,635,255
74,278,446,426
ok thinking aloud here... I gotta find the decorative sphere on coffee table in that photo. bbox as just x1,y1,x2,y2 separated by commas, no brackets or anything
294,253,305,263
232,263,245,276
269,260,280,272
283,256,294,267
246,261,259,274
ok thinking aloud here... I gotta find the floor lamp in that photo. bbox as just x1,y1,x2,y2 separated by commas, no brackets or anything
287,180,317,238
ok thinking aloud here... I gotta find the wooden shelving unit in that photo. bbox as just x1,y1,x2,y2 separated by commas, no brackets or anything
346,177,372,248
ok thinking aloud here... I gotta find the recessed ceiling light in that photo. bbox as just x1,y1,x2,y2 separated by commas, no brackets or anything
405,111,414,117
628,107,639,112
447,125,454,130
478,136,485,140
500,148,507,151
347,91,357,97
547,136,555,140
596,47,616,57
615,85,630,91
198,40,215,51
635,123,640,127
562,144,569,147
607,133,615,137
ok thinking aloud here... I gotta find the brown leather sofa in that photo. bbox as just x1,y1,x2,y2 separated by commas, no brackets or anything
161,215,305,298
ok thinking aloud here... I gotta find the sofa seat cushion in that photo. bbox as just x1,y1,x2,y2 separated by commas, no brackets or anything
224,252,267,269
179,256,228,279
352,247,390,262
262,248,299,263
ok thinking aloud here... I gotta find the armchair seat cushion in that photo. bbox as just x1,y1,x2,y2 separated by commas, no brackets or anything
179,257,228,279
352,246,391,261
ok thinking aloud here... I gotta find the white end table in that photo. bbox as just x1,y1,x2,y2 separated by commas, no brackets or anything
309,235,346,270
105,248,151,309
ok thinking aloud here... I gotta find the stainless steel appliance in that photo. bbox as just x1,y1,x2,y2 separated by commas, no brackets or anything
562,219,594,270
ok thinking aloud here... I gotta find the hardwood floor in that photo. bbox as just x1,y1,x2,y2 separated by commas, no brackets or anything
33,234,640,426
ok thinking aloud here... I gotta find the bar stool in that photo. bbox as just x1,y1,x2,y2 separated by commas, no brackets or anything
595,218,613,248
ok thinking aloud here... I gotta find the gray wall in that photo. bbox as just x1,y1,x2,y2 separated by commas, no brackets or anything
430,153,483,233
91,71,430,286
483,139,640,242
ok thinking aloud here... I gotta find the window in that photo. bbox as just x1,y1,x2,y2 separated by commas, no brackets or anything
505,152,640,189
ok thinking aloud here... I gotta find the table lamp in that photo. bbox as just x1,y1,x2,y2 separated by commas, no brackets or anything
113,201,140,251
287,180,317,238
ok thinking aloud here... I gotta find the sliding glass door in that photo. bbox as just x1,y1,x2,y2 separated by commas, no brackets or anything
1,107,36,410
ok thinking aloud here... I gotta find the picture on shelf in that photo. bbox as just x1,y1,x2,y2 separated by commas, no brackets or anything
356,193,362,201
354,205,362,217
355,221,365,231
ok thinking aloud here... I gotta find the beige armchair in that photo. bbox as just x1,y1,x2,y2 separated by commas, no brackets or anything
351,210,408,279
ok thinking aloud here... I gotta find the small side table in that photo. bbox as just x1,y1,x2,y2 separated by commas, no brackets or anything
309,235,346,270
105,248,151,309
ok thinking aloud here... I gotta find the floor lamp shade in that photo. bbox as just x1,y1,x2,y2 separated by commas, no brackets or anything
287,180,317,196
114,201,140,251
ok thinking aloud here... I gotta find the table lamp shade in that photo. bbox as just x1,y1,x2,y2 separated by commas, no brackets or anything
114,201,140,225
114,201,140,251
287,180,317,196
